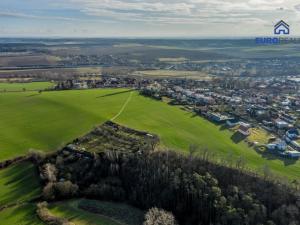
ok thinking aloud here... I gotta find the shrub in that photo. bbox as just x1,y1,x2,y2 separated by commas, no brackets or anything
144,208,177,225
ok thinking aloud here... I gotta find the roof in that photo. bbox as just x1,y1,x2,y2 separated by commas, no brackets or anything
238,124,250,132
292,140,300,147
275,119,288,125
287,129,299,135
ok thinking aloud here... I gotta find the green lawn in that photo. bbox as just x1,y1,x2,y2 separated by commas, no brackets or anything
0,87,299,179
0,82,54,92
49,199,143,225
0,162,42,207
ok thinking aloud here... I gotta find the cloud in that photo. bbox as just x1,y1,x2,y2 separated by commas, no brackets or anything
62,0,300,25
1,0,300,36
0,10,79,21
295,4,300,11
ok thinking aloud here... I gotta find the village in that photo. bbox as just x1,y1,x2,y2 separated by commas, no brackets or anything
140,77,300,159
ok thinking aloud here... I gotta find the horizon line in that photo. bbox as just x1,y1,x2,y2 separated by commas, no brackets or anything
1,35,300,40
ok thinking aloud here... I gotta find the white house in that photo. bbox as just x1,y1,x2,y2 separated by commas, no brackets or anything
287,150,300,158
275,119,289,129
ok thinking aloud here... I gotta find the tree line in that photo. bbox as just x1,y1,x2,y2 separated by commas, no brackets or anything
38,147,300,225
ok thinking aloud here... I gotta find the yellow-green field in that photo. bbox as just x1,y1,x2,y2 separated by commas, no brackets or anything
0,82,54,92
158,57,187,63
132,70,213,80
0,67,102,79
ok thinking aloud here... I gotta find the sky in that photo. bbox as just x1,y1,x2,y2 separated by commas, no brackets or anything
1,0,300,37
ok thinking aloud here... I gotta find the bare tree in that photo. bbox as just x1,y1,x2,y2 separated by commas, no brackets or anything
144,208,177,225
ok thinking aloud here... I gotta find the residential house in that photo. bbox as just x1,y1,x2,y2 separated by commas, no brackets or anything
237,122,251,136
275,119,290,129
226,118,239,127
267,140,287,151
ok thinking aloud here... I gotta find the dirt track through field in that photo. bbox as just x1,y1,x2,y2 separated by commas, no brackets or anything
111,91,133,121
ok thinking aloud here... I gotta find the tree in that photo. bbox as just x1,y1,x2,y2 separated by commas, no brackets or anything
42,182,55,200
144,208,177,225
55,181,78,198
41,163,57,182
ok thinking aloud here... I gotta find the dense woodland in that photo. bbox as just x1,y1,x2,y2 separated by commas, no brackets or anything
37,144,300,225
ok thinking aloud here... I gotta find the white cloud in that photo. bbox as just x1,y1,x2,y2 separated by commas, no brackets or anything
0,10,80,21
2,0,300,37
64,0,300,25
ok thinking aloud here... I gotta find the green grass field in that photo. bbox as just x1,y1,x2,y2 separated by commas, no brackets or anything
49,199,144,225
0,162,43,225
0,162,41,207
0,88,129,159
0,82,54,92
0,85,299,179
0,204,44,225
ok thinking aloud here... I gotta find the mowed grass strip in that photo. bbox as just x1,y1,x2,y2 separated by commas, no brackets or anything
0,82,54,92
0,86,299,179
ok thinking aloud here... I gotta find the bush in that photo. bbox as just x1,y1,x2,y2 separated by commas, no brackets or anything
55,181,78,198
43,182,56,201
144,208,177,225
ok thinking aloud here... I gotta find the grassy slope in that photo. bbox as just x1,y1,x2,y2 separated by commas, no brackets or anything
0,82,54,92
0,89,129,160
49,200,123,225
0,162,42,207
0,162,43,225
0,204,44,225
0,86,299,179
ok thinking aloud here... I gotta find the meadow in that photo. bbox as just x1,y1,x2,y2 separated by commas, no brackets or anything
132,70,212,80
0,162,43,225
49,201,119,225
49,199,144,225
0,82,54,92
0,84,299,179
0,162,41,207
0,204,44,225
0,67,102,80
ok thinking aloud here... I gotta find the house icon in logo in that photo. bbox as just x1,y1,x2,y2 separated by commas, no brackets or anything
274,20,289,35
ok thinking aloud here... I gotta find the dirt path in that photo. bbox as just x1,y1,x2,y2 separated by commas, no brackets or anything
111,91,133,122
